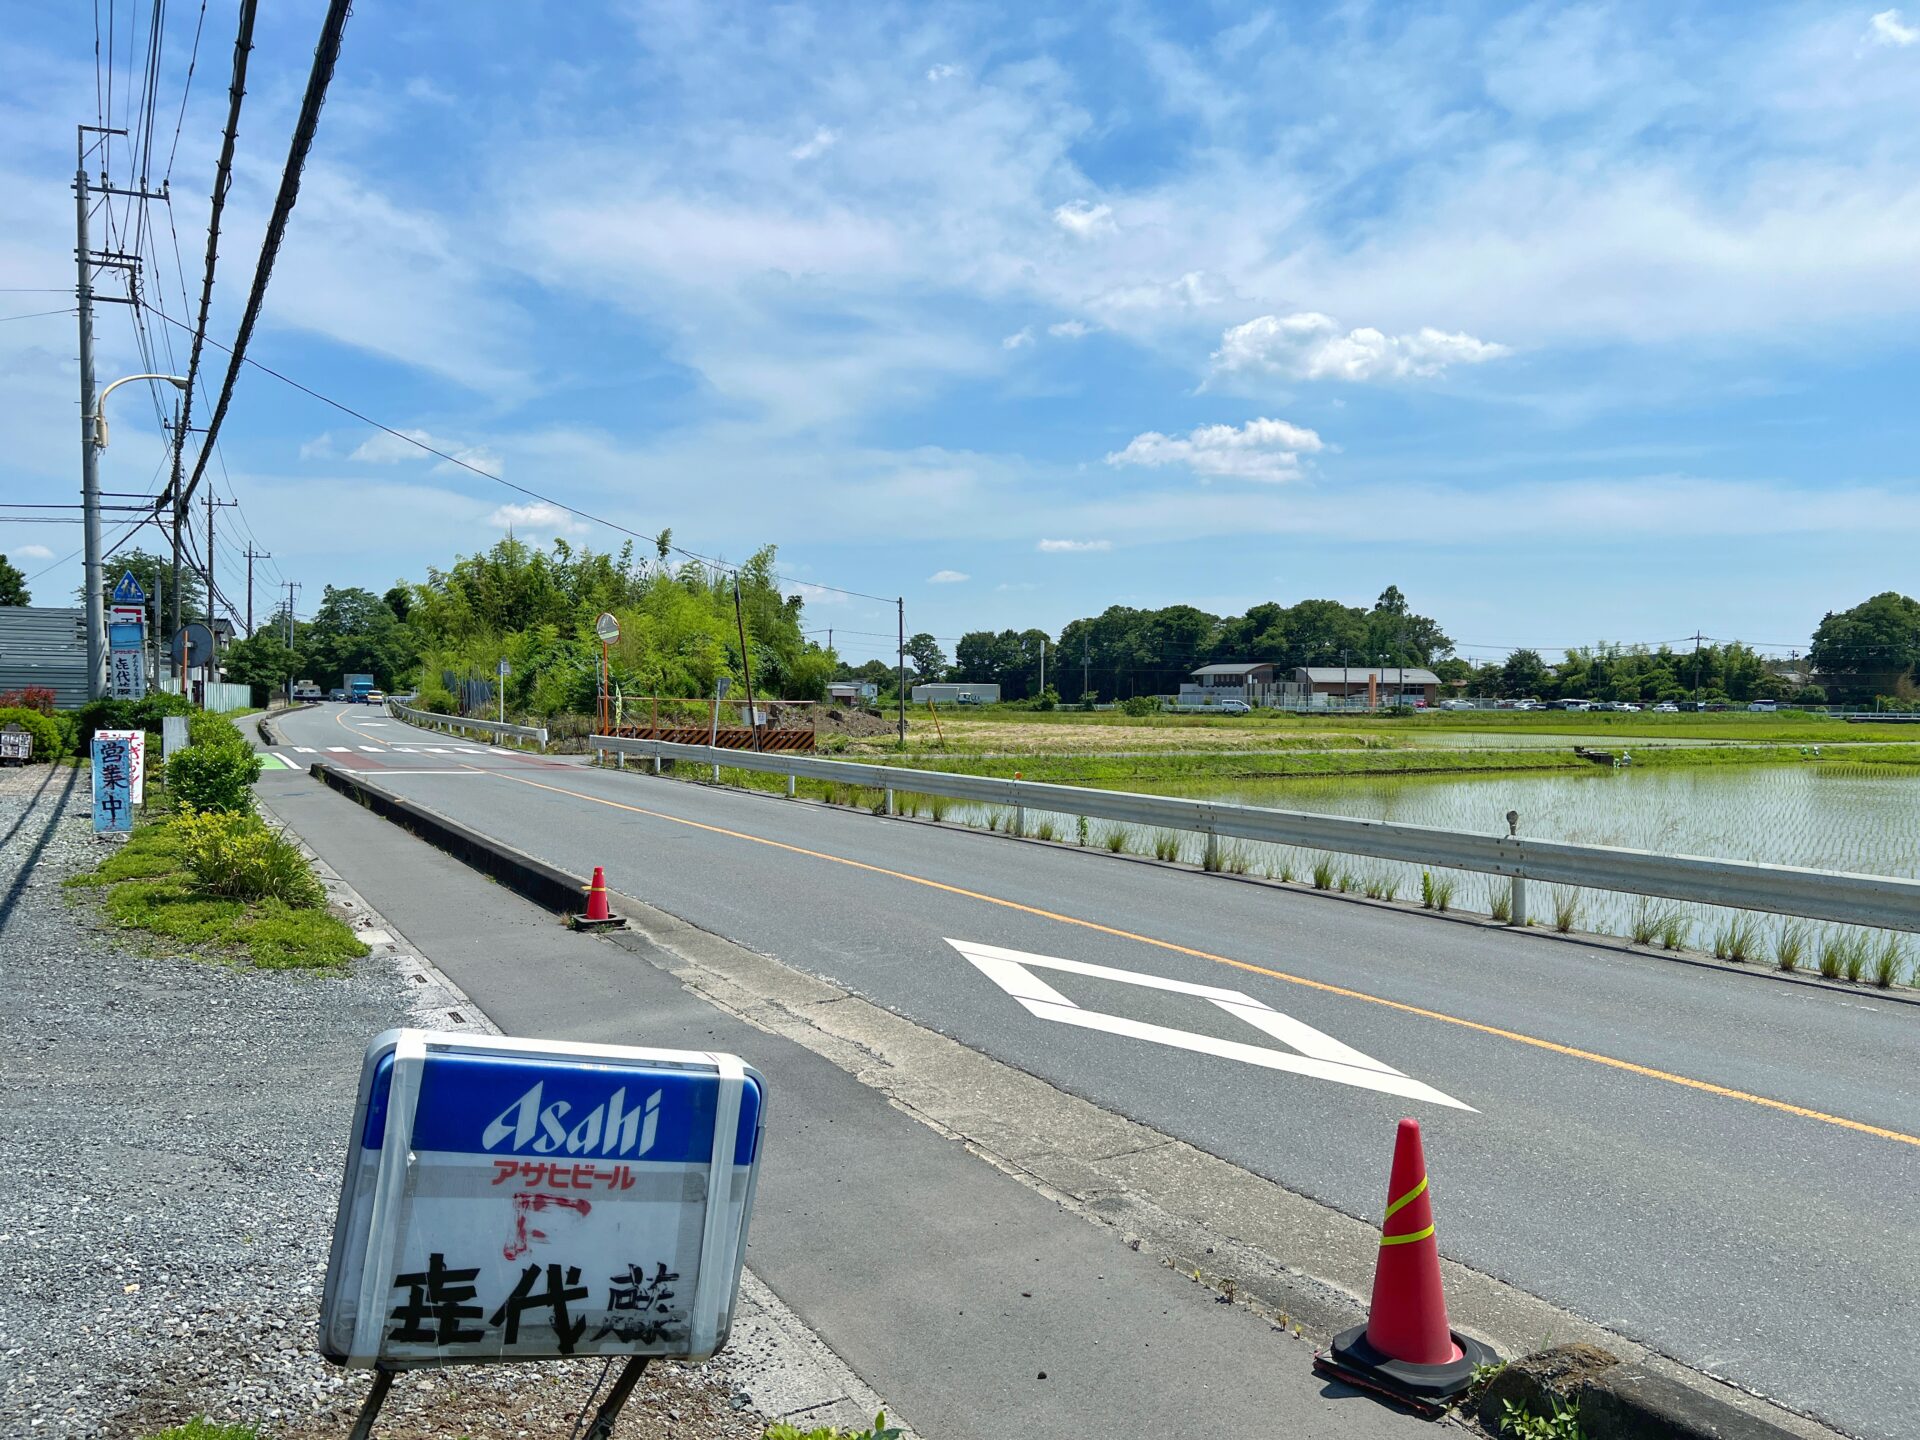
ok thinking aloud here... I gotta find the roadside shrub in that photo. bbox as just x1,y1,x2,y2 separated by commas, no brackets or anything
166,733,261,813
1312,856,1336,890
0,705,64,761
74,692,192,747
1120,695,1158,717
0,685,56,713
172,807,324,908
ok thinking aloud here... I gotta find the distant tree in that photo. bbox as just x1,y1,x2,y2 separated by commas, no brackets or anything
305,585,418,690
382,583,413,623
0,553,29,606
1810,593,1920,701
1501,649,1549,697
904,632,948,684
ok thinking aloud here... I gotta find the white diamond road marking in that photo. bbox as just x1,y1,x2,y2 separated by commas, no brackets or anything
946,938,1473,1111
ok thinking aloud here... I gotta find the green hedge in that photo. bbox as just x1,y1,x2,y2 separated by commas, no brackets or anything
166,711,261,812
0,706,65,761
73,693,193,747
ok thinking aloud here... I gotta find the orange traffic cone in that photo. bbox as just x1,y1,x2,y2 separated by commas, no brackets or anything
584,866,611,922
1313,1118,1495,1413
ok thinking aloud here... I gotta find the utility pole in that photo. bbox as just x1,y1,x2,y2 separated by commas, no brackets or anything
1692,631,1705,708
205,489,236,668
1083,638,1090,704
76,129,105,700
244,545,270,636
732,576,761,752
896,597,906,745
1039,637,1046,699
283,581,301,705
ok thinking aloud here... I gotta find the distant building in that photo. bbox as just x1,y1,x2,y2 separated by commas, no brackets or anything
1294,665,1441,707
828,681,878,703
911,682,1000,704
1178,662,1278,707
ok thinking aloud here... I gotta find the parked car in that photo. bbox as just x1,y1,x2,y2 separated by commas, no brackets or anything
1216,699,1252,714
1438,699,1474,711
1747,700,1778,712
1617,702,1641,712
1652,701,1679,712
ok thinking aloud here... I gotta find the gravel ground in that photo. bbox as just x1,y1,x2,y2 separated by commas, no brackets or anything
0,765,790,1440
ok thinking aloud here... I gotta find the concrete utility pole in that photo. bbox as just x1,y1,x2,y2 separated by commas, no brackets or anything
732,576,761,752
76,133,103,699
244,545,270,636
896,598,906,744
283,581,301,705
204,489,235,665
1083,639,1090,704
1038,637,1045,699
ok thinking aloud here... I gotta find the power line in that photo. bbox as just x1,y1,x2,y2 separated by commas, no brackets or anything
139,297,900,605
182,0,352,508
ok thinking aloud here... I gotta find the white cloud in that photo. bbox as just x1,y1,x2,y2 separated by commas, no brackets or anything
790,127,837,160
9,543,53,560
927,568,970,583
1036,538,1112,552
926,63,962,81
783,580,849,606
1106,417,1326,484
489,501,587,536
1002,327,1035,349
1047,319,1094,339
1212,313,1511,383
1052,201,1114,238
1869,9,1919,45
348,429,437,463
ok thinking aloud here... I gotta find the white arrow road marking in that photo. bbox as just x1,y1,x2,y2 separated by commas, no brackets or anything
946,938,1474,1111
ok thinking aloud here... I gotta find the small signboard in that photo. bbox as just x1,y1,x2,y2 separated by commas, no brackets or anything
0,723,32,765
91,734,134,833
110,606,148,701
111,570,149,606
497,659,512,678
95,728,147,804
320,1031,764,1371
162,715,190,761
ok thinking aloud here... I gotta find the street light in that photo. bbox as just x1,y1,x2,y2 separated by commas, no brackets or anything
83,373,188,698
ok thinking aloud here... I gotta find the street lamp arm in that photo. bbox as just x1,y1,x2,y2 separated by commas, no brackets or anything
92,373,189,448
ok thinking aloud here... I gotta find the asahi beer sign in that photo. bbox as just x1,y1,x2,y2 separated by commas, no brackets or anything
320,1031,764,1370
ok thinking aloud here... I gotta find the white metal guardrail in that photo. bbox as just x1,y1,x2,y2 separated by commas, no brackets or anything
589,733,1920,934
390,701,548,750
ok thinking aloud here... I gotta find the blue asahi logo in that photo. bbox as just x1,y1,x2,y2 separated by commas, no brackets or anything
480,1081,663,1158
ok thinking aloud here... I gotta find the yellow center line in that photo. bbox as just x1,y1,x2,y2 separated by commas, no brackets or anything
481,768,1920,1151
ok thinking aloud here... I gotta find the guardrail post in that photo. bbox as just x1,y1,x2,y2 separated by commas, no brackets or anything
653,754,661,775
1204,831,1219,870
786,774,796,798
1509,875,1527,927
616,749,625,770
712,760,721,783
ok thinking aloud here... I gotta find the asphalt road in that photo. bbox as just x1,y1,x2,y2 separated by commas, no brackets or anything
265,706,1920,1439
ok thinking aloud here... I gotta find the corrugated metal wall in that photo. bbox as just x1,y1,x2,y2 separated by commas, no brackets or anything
0,607,88,709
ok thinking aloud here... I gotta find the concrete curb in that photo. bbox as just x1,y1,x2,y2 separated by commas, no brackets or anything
1482,1345,1804,1440
307,762,586,916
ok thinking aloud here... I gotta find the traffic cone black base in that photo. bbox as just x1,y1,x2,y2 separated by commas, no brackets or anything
1315,1322,1495,1411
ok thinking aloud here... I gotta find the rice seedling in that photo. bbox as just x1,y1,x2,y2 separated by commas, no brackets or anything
1488,882,1512,925
1153,830,1182,862
1312,856,1336,891
1432,874,1456,912
1657,910,1690,951
1773,920,1809,973
1710,914,1761,963
1817,931,1847,979
1550,887,1581,934
1033,817,1060,843
1104,825,1129,853
1872,934,1905,988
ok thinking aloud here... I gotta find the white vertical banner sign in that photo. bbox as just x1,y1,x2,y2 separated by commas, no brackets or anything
94,728,146,805
320,1031,765,1373
109,606,147,701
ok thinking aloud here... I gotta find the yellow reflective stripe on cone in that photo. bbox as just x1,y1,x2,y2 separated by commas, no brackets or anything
1380,1223,1436,1247
1383,1174,1428,1221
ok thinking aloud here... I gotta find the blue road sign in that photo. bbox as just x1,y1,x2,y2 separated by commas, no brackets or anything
111,570,148,605
321,1030,765,1371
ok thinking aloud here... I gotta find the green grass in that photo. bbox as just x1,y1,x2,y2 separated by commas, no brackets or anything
1774,920,1810,973
143,1421,264,1440
1710,913,1762,962
68,822,367,972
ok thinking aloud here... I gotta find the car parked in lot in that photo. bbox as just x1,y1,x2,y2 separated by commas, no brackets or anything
1216,699,1251,713
1652,701,1679,712
1748,699,1778,712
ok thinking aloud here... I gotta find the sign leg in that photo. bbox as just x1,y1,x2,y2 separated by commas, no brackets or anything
346,1368,397,1440
583,1356,651,1439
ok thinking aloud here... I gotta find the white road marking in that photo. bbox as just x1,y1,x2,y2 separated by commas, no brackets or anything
294,746,318,753
359,746,382,753
327,746,350,752
271,753,295,767
947,937,1473,1111
425,747,451,753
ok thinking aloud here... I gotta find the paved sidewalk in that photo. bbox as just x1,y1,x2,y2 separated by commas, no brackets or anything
258,763,1437,1440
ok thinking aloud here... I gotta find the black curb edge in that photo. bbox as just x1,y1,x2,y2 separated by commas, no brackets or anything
1485,1351,1809,1440
308,763,586,917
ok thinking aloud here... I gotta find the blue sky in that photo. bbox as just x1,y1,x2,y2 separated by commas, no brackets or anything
4,1,1919,667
